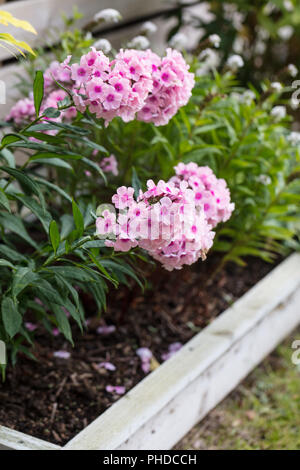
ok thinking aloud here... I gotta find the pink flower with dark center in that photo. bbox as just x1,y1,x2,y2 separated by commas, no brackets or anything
106,385,126,395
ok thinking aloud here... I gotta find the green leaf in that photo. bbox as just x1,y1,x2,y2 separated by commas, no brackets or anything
43,107,61,118
31,157,73,170
72,199,84,237
30,121,89,135
34,177,72,203
14,194,51,232
33,70,44,116
0,188,10,212
131,167,142,198
49,220,60,255
0,244,27,262
83,139,108,154
81,157,106,183
60,214,75,238
0,148,15,168
32,279,65,305
30,152,82,161
0,212,38,248
0,258,14,269
1,297,22,338
12,267,38,298
101,259,143,289
52,304,73,345
1,134,22,147
1,167,45,208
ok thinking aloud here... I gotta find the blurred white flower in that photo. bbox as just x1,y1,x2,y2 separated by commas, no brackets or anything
199,48,219,65
223,4,245,30
287,64,298,77
278,25,294,40
226,54,244,70
243,90,256,104
233,36,246,54
209,34,221,48
94,8,122,24
255,40,266,55
256,174,272,185
284,0,294,12
256,26,270,41
271,105,286,121
93,38,112,54
197,48,220,75
231,90,255,105
287,131,300,145
169,32,188,50
271,82,283,92
263,2,278,15
140,21,157,36
127,35,150,50
85,32,93,41
183,2,215,24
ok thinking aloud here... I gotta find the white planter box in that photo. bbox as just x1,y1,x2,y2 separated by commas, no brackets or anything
1,253,300,450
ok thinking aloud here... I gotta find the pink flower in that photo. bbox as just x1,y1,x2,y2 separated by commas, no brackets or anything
97,324,116,335
25,322,38,332
136,347,153,374
106,385,126,395
64,47,193,126
137,48,194,126
96,209,116,236
97,362,116,371
53,350,71,359
161,342,183,361
136,347,152,361
100,154,119,176
112,186,135,209
96,161,233,271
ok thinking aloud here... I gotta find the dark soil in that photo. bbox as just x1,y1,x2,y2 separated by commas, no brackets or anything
0,255,276,446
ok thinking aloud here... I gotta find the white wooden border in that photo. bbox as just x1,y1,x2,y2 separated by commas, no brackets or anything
1,253,300,450
64,253,300,450
0,426,60,450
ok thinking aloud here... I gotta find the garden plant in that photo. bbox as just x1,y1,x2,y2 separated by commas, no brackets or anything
0,6,299,447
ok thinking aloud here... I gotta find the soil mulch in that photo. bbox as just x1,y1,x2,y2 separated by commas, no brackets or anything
0,255,275,446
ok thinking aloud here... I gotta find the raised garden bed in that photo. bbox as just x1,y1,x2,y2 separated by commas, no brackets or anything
1,253,299,450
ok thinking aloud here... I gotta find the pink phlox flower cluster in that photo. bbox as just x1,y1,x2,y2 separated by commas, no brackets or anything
6,97,35,125
172,162,235,228
43,59,72,90
61,47,153,126
100,154,119,176
137,48,195,126
6,60,75,125
62,47,194,126
96,173,215,270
